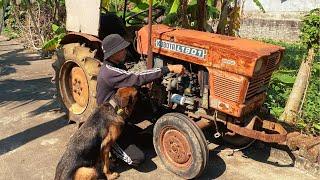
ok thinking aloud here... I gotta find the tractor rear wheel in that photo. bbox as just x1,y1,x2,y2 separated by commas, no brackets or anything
153,113,208,179
52,43,101,123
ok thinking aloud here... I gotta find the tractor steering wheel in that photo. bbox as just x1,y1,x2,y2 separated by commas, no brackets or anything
126,7,165,26
100,6,109,13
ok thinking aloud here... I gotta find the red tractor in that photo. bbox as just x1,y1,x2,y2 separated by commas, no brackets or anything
53,0,287,178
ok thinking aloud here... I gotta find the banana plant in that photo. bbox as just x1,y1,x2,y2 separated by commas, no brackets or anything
101,0,219,30
162,0,219,30
217,0,265,36
42,23,65,51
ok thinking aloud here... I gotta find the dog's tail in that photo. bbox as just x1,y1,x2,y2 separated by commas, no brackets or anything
74,167,98,180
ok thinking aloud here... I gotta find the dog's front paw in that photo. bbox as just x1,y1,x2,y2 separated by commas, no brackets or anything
106,172,119,180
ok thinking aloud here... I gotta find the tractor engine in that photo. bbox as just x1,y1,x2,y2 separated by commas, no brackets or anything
127,58,206,113
150,56,209,113
162,72,200,108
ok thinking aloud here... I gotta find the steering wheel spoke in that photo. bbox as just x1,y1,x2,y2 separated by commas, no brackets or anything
126,7,165,26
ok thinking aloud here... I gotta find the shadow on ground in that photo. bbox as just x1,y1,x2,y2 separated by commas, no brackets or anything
0,49,41,66
113,139,227,179
111,124,227,179
0,65,16,76
0,77,60,116
0,38,46,76
199,151,226,179
112,123,297,179
242,143,295,167
0,115,68,155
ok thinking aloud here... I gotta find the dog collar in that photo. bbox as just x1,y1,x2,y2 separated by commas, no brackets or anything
109,98,124,116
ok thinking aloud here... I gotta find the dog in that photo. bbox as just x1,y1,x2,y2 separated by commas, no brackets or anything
54,87,138,180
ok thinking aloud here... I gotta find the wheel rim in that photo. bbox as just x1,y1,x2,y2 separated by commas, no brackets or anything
70,67,89,108
59,61,89,115
160,127,192,169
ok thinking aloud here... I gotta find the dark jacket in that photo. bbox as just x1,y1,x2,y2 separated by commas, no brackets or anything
96,61,169,105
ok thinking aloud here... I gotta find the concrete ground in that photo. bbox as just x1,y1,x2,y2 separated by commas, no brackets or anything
0,36,316,180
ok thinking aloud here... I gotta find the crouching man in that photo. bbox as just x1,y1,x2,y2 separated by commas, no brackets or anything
97,34,184,166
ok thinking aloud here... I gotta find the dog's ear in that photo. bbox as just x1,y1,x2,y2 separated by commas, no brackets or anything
117,87,137,97
129,89,138,104
130,88,138,98
115,87,137,108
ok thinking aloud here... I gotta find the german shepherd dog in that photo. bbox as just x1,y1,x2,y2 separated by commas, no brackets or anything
54,87,138,180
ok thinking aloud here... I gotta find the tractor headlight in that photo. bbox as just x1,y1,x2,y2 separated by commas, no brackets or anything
254,58,263,74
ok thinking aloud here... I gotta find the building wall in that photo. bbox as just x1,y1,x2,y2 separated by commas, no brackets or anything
243,0,319,12
239,0,320,42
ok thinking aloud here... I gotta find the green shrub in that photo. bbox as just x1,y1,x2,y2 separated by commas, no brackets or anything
264,39,320,134
2,26,18,39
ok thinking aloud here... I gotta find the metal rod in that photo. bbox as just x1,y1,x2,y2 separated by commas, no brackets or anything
198,113,225,124
196,118,212,129
147,0,153,69
123,0,128,24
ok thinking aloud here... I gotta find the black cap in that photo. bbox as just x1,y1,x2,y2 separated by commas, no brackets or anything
102,34,130,60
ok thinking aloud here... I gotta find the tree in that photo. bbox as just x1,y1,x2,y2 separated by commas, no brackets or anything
280,9,320,124
17,0,44,44
0,0,8,34
4,0,65,49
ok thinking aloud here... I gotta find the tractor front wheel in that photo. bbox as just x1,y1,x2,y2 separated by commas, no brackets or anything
153,113,208,179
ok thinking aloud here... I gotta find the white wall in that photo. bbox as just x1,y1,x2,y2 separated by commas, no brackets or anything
243,0,320,12
239,0,320,41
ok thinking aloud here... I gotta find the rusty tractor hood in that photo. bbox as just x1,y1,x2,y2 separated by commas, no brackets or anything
137,24,285,77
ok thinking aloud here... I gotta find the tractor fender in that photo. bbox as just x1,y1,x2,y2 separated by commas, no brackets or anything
60,32,103,60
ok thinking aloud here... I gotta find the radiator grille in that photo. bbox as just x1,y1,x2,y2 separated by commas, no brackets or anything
266,53,279,72
246,72,272,100
246,52,280,101
214,76,241,102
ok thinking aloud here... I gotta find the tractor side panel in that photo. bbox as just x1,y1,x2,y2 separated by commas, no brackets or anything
65,0,100,36
137,25,212,67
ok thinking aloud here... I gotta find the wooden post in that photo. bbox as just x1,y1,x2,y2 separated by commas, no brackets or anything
280,48,315,124
147,0,153,69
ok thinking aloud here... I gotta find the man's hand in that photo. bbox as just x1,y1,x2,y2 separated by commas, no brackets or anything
167,65,185,74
